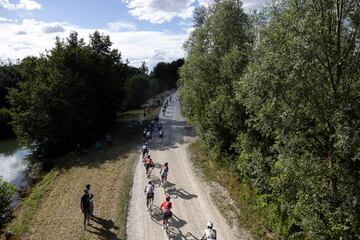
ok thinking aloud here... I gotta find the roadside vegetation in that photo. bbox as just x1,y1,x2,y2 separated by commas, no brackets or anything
179,0,360,239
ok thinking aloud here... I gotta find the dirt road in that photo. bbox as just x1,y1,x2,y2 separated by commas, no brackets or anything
127,93,250,240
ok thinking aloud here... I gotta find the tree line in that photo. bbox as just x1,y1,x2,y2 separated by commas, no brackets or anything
179,0,360,239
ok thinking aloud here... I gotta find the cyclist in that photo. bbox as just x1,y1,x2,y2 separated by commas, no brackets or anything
158,129,164,144
142,143,149,159
144,179,155,211
146,130,152,143
158,123,163,132
160,162,169,186
200,222,217,240
160,195,172,229
145,155,155,177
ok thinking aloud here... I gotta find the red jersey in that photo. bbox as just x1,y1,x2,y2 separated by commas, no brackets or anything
161,201,172,210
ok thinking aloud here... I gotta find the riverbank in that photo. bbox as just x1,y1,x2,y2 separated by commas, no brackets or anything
4,97,164,239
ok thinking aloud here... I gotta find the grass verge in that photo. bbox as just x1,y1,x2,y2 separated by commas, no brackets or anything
189,139,276,240
116,153,136,239
8,169,59,236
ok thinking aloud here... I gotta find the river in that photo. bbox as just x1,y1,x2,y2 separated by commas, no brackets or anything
0,139,29,205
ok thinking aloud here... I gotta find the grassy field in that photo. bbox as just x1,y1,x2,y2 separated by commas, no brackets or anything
189,140,276,240
5,96,166,239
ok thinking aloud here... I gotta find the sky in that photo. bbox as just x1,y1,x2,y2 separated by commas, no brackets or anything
0,0,267,68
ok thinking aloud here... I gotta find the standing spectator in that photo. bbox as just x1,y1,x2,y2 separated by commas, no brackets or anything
86,184,94,217
80,189,91,229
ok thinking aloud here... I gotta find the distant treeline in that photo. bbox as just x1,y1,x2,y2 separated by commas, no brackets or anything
0,31,183,158
179,0,360,239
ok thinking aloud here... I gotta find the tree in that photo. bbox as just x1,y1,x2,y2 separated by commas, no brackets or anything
9,32,126,158
239,0,360,238
179,0,252,161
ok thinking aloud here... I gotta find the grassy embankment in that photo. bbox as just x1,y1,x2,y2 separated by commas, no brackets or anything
6,94,166,239
189,140,276,240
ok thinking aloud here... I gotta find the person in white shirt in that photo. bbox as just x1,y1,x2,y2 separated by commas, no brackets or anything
200,221,217,240
144,180,155,211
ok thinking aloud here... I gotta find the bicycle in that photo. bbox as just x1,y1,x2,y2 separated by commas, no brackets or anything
146,193,153,211
146,164,154,178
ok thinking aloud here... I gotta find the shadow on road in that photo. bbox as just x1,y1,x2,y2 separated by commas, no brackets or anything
165,186,198,200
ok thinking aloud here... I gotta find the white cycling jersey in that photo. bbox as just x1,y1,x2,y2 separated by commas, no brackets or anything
144,184,154,194
204,229,216,240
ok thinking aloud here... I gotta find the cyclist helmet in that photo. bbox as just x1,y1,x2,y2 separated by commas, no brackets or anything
207,221,213,229
164,162,168,166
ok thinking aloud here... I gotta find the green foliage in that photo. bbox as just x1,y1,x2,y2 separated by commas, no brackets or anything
0,108,14,139
179,0,360,239
0,177,16,229
179,0,251,162
151,58,184,92
123,74,151,109
8,31,126,158
0,64,21,139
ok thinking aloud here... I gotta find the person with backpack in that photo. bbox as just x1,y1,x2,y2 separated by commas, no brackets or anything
144,179,155,211
200,221,217,240
80,189,91,229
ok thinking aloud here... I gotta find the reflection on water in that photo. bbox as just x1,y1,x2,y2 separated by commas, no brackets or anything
0,139,30,205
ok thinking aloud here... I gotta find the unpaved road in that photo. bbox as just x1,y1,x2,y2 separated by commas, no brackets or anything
127,93,248,240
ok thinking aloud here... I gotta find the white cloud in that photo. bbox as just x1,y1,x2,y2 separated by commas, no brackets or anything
0,19,187,69
123,0,195,24
0,17,19,22
0,0,41,10
107,21,137,31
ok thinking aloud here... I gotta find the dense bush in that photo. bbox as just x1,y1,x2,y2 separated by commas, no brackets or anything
179,0,360,239
0,177,15,229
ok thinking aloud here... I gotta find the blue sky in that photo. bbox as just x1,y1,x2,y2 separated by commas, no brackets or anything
0,0,267,68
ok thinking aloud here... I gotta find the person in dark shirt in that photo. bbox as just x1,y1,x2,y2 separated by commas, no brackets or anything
80,190,91,229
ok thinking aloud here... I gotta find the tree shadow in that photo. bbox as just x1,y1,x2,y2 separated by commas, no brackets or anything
87,216,120,240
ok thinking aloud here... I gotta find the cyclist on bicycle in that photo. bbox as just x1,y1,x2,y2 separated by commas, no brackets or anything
160,162,169,186
144,179,155,211
146,130,152,143
158,129,164,143
145,155,154,177
142,143,149,159
200,221,217,240
160,195,172,229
